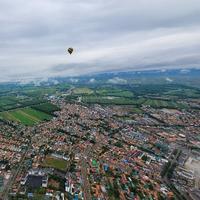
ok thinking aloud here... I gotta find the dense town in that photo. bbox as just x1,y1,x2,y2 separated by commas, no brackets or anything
0,87,200,200
1,0,200,199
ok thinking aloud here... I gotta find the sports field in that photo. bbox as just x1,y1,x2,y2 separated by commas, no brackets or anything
42,156,68,171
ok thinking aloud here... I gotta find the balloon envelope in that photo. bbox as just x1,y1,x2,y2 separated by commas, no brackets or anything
68,48,73,54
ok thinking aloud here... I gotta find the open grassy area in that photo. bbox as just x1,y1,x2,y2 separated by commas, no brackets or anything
96,88,134,98
0,94,46,112
23,87,57,97
0,99,15,107
0,96,20,111
31,102,59,114
130,107,143,114
143,99,188,109
73,87,94,95
0,107,52,126
42,156,68,171
164,88,200,98
83,96,145,105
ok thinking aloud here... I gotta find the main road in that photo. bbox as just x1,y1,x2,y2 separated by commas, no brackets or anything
161,150,192,200
80,145,93,200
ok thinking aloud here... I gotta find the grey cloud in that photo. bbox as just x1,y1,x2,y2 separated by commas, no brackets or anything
0,0,200,81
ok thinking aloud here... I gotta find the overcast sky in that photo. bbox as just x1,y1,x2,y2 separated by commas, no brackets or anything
0,0,200,81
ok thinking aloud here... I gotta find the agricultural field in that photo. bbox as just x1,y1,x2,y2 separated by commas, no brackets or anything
73,87,94,95
42,156,68,171
0,96,20,111
130,107,143,114
96,88,134,98
31,102,60,114
0,107,52,126
0,98,16,106
0,94,46,112
0,86,59,125
164,88,200,98
22,87,58,98
143,99,188,109
82,96,145,105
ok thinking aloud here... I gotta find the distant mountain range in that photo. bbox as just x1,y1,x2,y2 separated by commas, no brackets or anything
52,68,200,87
2,68,200,88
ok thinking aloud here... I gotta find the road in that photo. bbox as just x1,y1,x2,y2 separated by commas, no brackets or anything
80,145,92,200
1,150,29,200
161,149,192,200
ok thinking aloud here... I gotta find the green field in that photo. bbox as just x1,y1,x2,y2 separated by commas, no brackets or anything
130,107,143,114
23,87,57,97
96,88,134,98
42,156,68,171
0,107,52,126
0,96,19,111
82,93,188,109
143,99,188,109
31,102,59,114
82,96,145,105
0,94,46,112
164,88,200,98
0,99,15,107
73,87,94,95
0,87,59,125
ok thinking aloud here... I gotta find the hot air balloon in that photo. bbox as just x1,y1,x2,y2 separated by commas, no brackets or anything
68,48,73,55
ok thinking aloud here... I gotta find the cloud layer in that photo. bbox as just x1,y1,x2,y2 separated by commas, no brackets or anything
0,0,200,81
